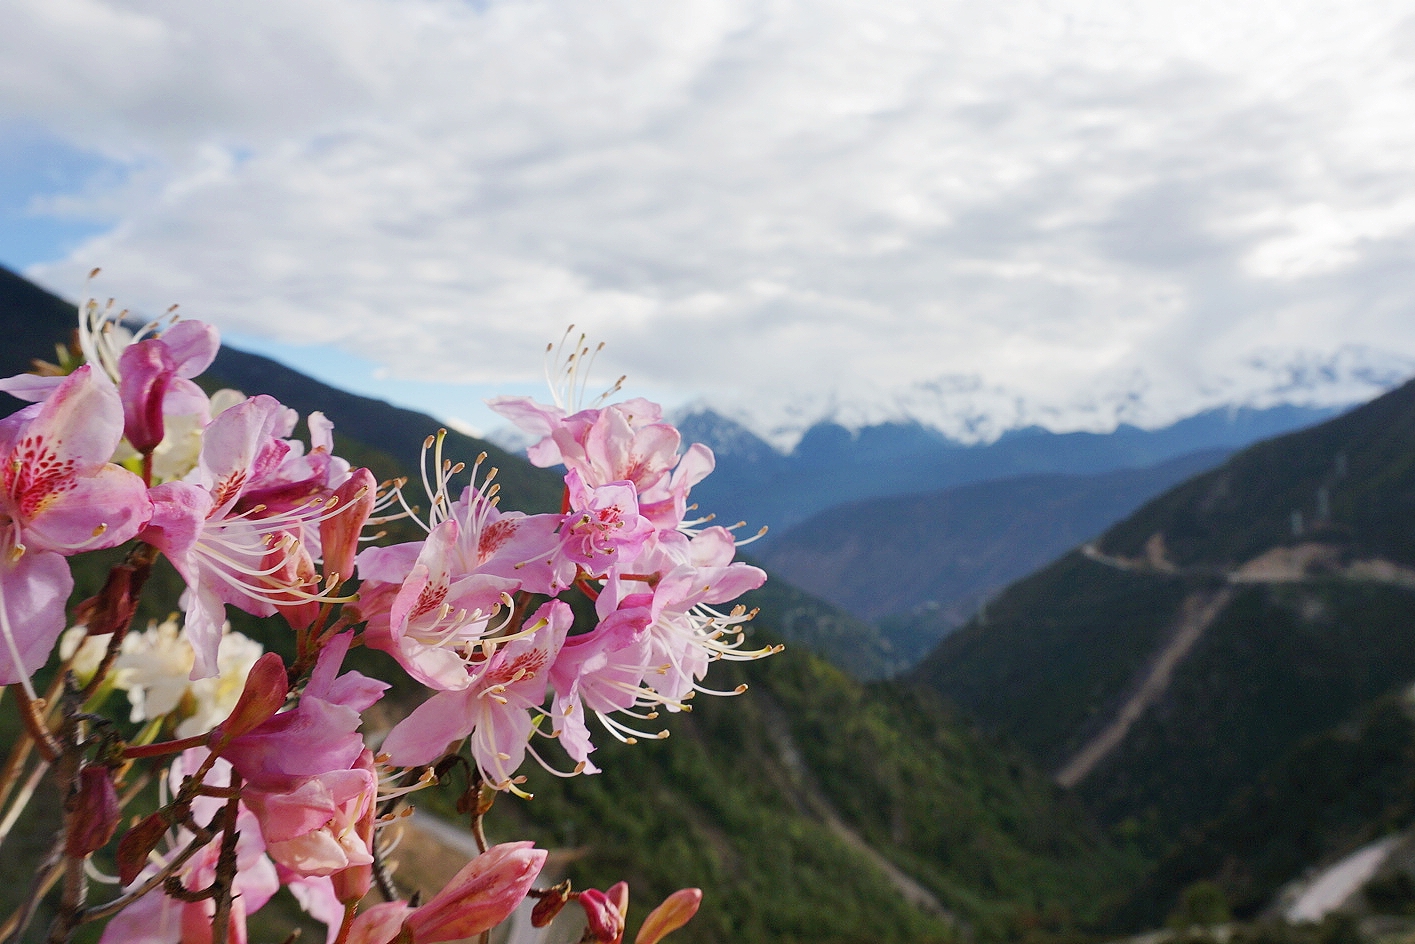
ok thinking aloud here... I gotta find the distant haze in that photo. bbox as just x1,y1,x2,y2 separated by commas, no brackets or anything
5,1,1415,441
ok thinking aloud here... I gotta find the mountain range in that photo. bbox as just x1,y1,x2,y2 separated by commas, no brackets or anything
752,448,1231,662
675,405,1342,536
913,374,1415,926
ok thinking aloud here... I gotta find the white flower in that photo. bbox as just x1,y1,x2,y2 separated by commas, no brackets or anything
59,627,113,683
112,618,264,737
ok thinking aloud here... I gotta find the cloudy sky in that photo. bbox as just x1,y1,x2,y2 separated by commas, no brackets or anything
3,0,1415,446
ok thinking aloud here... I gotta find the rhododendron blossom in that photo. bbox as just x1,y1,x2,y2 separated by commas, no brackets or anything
0,308,752,944
0,366,151,686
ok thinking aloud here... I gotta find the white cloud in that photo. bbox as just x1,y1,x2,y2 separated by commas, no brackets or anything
7,0,1415,444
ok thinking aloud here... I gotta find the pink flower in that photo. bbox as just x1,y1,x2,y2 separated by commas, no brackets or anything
355,458,567,689
381,601,571,785
344,843,546,944
0,366,150,685
222,633,386,792
548,599,655,772
491,393,718,532
559,469,654,577
357,518,521,690
244,766,377,878
600,529,768,705
140,396,359,677
490,397,682,496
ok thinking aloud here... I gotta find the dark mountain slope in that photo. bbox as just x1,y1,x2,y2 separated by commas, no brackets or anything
1114,692,1415,928
755,447,1230,626
913,378,1415,853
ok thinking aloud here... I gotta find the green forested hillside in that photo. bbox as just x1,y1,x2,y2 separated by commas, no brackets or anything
913,378,1415,927
1115,692,1415,928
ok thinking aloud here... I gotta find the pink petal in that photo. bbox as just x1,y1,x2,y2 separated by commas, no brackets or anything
355,541,423,584
0,550,72,685
0,373,64,403
161,320,220,378
198,395,292,513
381,688,479,766
23,463,151,554
119,339,176,452
484,396,564,439
23,365,125,473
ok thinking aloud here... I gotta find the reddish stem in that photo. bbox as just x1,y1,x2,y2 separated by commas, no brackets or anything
122,732,209,760
574,576,601,601
332,901,359,944
12,685,59,763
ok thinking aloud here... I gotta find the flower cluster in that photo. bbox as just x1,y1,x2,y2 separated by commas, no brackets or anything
0,294,768,944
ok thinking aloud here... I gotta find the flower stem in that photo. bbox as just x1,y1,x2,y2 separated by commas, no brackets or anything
122,732,210,760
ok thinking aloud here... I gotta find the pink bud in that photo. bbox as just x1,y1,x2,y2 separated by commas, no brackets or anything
321,468,377,588
266,535,321,631
608,882,629,916
579,887,627,944
635,889,702,944
344,902,414,944
210,652,289,747
118,339,175,454
65,765,120,857
403,841,546,943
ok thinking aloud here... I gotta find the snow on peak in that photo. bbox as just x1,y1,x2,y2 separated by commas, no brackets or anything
688,345,1415,453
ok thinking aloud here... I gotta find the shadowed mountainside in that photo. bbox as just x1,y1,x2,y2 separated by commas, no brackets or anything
755,447,1230,632
912,377,1415,927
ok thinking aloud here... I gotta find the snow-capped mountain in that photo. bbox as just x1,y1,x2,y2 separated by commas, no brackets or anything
482,344,1410,536
680,344,1415,455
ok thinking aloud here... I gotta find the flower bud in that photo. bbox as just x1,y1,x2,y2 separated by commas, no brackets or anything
403,841,546,943
635,888,702,944
531,880,572,927
344,902,415,944
116,809,173,885
321,468,377,588
579,887,627,944
74,562,145,642
608,882,629,916
209,652,288,747
65,765,120,857
118,339,175,454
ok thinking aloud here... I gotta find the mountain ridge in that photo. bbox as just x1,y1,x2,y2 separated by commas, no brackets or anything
911,376,1415,925
678,402,1345,535
754,447,1232,627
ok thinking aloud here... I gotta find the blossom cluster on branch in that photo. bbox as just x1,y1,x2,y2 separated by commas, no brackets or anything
0,280,773,944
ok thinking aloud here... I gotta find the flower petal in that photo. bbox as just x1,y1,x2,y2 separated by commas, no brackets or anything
0,550,72,685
